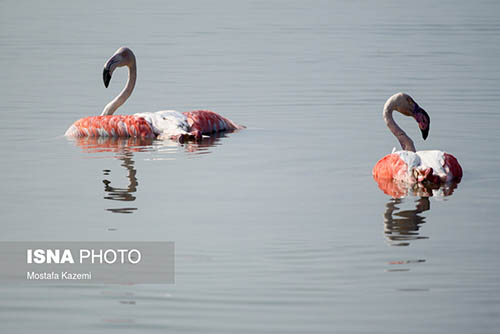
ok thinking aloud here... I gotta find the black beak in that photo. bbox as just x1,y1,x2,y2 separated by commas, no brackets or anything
421,124,429,140
415,106,430,140
103,69,111,88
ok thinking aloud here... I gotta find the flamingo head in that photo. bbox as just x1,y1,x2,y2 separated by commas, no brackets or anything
391,93,431,140
103,47,136,88
412,103,430,140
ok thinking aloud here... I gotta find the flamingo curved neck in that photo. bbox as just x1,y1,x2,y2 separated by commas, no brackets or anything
101,62,136,116
383,105,416,152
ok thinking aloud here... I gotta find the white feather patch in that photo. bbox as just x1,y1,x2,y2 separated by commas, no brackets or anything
394,150,447,179
134,110,190,138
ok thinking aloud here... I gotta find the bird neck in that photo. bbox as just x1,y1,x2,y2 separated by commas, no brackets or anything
383,103,416,152
101,62,137,116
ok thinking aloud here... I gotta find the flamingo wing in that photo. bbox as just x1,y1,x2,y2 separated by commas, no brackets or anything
65,115,155,138
183,110,243,138
443,153,463,181
372,153,410,181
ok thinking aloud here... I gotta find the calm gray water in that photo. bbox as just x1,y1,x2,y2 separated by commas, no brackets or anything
1,0,500,333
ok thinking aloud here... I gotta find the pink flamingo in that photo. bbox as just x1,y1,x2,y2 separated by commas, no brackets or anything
372,93,462,188
65,47,243,140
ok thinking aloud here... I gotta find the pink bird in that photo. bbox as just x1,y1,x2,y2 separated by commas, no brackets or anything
65,47,243,141
372,93,462,191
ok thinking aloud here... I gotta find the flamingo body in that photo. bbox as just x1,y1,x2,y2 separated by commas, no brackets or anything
373,150,462,184
65,110,242,140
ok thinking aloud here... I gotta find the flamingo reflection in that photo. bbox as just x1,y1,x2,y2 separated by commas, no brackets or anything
378,177,460,276
75,137,152,214
378,177,459,246
70,135,224,213
374,174,460,198
102,152,138,214
383,197,431,247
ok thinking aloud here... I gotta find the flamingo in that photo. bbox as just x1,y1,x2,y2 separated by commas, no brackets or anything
372,93,462,189
65,47,243,140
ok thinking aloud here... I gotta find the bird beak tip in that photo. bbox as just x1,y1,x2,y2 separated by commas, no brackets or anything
103,69,111,88
421,128,429,140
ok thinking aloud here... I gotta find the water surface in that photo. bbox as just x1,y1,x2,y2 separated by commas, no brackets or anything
1,0,500,333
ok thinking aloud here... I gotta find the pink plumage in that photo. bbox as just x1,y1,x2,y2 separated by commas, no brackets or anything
183,110,243,139
373,150,462,185
373,152,463,198
65,115,155,138
65,110,243,140
443,153,463,180
372,154,409,181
